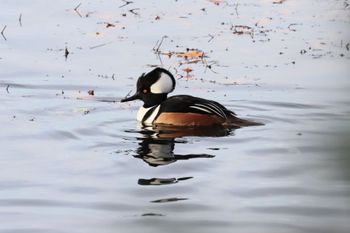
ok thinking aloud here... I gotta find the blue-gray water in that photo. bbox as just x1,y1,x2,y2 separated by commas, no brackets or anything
1,1,350,233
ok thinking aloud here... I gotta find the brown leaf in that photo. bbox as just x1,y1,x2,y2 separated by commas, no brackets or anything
209,0,225,5
176,49,204,58
182,67,193,73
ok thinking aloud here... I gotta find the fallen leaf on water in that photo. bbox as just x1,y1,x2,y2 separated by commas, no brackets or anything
209,0,225,5
231,25,253,35
105,23,115,28
176,49,204,58
182,67,193,74
160,51,174,57
273,0,287,4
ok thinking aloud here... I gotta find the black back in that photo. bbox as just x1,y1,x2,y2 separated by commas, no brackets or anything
159,95,236,119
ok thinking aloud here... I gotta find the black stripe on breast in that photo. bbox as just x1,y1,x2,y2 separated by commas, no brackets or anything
142,105,158,124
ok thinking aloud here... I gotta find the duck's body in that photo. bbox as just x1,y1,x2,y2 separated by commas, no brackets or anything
121,67,260,128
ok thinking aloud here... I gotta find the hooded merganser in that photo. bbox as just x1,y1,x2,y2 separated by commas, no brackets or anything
121,67,260,127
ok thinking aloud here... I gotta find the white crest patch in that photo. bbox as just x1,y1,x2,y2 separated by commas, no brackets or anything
137,105,160,125
150,72,174,94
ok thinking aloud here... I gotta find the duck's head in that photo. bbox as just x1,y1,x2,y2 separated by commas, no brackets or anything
121,67,176,107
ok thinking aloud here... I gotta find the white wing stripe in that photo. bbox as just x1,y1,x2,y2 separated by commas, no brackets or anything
205,102,227,119
194,103,226,119
195,103,224,118
189,106,212,114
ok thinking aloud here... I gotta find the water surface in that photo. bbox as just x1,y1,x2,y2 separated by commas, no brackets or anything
1,0,350,233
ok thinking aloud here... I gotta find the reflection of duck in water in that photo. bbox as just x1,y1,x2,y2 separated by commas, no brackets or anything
134,134,214,167
121,67,262,127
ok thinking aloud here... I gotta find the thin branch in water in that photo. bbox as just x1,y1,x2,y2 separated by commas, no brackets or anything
123,90,132,99
153,35,167,53
151,37,165,66
128,8,140,15
1,25,7,41
64,46,69,60
156,53,163,66
233,3,239,17
74,3,82,17
273,0,287,4
19,14,22,27
208,34,214,43
288,23,299,32
152,39,160,51
119,0,133,8
89,42,112,49
202,56,218,74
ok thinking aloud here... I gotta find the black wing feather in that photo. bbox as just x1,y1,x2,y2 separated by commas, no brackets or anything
159,95,235,119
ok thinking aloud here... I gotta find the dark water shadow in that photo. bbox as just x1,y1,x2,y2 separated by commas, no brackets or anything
138,177,193,186
129,125,237,167
134,136,214,167
120,125,241,194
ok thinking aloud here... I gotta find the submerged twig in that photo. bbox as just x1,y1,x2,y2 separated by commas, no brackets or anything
208,34,214,43
74,3,82,17
273,0,287,4
119,0,133,8
231,25,254,38
90,42,112,49
64,46,69,60
288,23,299,32
19,14,22,27
129,8,140,15
234,3,239,16
153,35,167,53
123,90,132,100
1,25,7,41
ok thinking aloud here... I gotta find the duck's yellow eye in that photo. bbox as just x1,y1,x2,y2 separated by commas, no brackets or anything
143,89,148,94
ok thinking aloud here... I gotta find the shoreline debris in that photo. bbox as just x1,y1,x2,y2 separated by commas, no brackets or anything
1,25,7,41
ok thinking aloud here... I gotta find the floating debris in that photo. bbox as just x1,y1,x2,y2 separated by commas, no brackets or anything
182,67,193,74
273,0,287,4
119,0,133,8
151,197,188,203
105,22,115,28
141,213,164,217
64,46,69,60
231,25,254,37
74,3,82,17
1,25,7,41
19,14,22,27
209,0,225,5
176,49,204,59
288,23,300,32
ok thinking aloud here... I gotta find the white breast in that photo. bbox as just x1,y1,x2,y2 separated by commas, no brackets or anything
137,105,160,125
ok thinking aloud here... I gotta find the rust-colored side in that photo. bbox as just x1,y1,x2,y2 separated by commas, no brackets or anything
154,112,224,126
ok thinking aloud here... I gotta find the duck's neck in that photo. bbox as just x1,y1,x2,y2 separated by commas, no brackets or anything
143,93,168,108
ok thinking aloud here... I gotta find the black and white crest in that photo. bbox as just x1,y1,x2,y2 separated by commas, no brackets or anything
141,68,176,94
